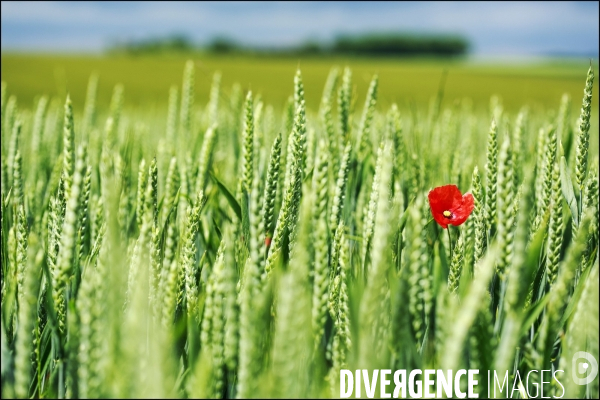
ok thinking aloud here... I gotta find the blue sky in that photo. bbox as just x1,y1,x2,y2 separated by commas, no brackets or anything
1,1,598,57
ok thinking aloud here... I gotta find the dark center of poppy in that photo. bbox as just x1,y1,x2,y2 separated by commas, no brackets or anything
443,210,452,218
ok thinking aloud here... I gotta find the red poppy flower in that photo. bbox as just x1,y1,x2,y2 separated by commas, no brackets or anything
265,236,272,247
428,185,474,229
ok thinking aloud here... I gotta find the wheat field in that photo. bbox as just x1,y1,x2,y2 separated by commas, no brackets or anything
0,60,598,398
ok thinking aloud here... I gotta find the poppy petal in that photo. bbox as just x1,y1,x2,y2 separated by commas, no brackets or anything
428,185,463,229
431,210,449,229
428,185,462,214
449,193,474,227
428,185,474,229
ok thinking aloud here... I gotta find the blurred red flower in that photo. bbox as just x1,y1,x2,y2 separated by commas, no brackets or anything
428,184,474,229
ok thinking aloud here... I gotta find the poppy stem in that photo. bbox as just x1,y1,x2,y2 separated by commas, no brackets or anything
447,227,453,260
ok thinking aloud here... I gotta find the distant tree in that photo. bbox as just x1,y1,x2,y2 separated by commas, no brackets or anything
108,34,194,55
208,37,239,53
296,41,323,55
332,33,469,57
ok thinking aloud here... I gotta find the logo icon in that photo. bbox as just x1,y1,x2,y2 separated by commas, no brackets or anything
572,352,598,385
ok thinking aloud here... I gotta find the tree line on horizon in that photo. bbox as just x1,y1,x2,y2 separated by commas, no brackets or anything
108,33,470,57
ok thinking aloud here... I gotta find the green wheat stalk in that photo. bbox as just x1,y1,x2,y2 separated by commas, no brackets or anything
574,65,594,194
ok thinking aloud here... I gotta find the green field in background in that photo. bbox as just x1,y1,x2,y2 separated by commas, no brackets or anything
1,53,598,115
